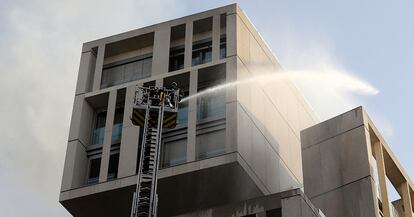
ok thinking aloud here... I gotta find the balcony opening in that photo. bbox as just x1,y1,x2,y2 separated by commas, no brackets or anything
192,17,212,66
169,24,186,72
161,73,190,168
196,64,226,160
84,92,109,185
101,32,154,88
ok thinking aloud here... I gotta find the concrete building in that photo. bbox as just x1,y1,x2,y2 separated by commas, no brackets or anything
302,107,414,217
59,4,413,217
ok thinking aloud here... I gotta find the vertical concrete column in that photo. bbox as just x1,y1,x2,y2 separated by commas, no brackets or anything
184,21,193,68
68,95,86,142
152,26,171,76
400,181,413,217
225,56,237,153
75,51,95,95
374,142,392,217
99,90,117,182
118,85,141,178
92,44,105,91
226,13,237,58
61,140,87,191
212,14,221,62
186,69,198,161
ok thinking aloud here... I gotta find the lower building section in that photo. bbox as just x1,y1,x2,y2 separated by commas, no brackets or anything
60,155,263,217
176,189,326,217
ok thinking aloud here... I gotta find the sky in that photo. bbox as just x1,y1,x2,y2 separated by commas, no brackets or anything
0,0,413,216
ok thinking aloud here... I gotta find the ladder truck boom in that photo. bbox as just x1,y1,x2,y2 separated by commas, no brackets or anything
130,84,180,217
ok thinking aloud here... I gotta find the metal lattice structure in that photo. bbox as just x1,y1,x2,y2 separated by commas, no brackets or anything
130,85,180,217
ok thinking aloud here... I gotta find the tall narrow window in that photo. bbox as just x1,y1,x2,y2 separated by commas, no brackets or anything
107,153,119,180
169,47,185,71
111,108,124,144
220,36,226,59
220,13,227,59
161,73,190,168
196,64,226,160
92,111,106,145
192,17,213,66
197,65,226,121
169,24,186,72
87,157,101,184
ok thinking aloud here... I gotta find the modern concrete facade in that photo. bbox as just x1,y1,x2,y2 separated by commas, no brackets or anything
60,4,318,217
59,3,413,217
301,107,414,217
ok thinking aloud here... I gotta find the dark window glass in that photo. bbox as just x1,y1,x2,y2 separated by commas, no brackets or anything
92,112,106,145
177,101,188,125
111,108,124,144
169,47,185,72
101,55,152,88
107,153,119,180
266,208,282,217
220,36,226,59
192,40,212,66
88,157,101,184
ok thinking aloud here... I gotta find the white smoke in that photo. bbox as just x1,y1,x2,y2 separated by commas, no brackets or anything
0,1,184,216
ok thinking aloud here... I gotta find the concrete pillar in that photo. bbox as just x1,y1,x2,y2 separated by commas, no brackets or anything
225,56,237,153
212,14,221,62
184,21,193,68
61,140,87,191
374,142,392,217
68,95,85,142
401,181,413,217
75,50,96,95
187,69,198,161
92,44,105,91
226,13,237,58
118,85,141,178
99,90,117,182
152,27,171,76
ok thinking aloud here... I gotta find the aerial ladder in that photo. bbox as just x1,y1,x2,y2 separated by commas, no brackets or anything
130,84,181,217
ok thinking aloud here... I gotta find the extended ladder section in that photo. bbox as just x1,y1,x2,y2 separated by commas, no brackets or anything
130,85,180,217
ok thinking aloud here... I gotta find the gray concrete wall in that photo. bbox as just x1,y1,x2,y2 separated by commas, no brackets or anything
174,189,326,217
301,107,378,217
233,7,318,195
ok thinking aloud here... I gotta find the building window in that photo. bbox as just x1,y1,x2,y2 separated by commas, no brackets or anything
192,40,212,66
197,92,226,121
87,157,101,184
101,54,152,88
107,152,119,181
169,46,184,72
177,102,188,125
92,111,106,145
162,139,186,167
196,64,226,121
196,64,226,160
220,36,226,59
111,108,124,144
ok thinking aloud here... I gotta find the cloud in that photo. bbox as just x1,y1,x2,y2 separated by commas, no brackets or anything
0,0,183,216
